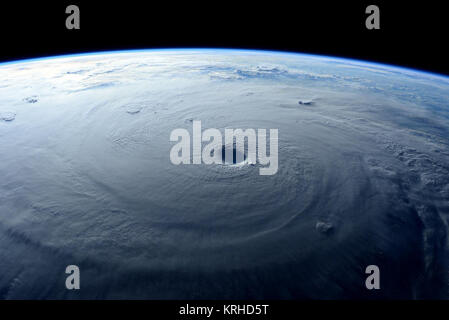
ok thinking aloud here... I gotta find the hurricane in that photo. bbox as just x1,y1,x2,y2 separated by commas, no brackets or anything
0,49,448,299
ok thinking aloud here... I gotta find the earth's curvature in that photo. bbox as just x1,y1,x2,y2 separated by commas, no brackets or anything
0,49,449,299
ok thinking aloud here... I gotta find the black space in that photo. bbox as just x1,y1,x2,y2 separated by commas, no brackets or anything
0,1,447,76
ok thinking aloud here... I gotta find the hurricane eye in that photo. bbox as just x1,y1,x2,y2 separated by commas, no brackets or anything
221,144,246,165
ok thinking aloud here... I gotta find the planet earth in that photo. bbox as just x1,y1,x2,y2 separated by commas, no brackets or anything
0,49,449,299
